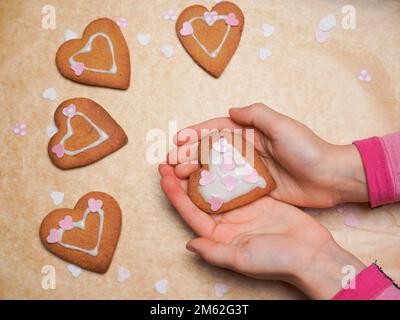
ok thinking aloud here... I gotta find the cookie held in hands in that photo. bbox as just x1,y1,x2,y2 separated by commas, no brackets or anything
176,1,244,78
188,132,275,214
56,18,131,89
39,192,122,273
48,98,128,170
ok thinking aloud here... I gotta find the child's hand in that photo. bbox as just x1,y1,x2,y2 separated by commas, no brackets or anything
173,103,368,208
159,163,365,299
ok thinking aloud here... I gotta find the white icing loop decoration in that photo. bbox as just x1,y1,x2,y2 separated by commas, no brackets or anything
46,198,105,257
180,11,239,59
52,106,109,158
69,32,117,75
199,138,266,211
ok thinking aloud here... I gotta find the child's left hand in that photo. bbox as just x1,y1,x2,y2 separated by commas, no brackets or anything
159,163,365,299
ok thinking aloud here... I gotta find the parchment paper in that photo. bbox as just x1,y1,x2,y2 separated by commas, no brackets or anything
0,0,399,299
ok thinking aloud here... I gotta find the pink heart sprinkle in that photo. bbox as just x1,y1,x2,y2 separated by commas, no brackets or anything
221,176,237,191
243,170,258,184
315,29,329,43
209,196,224,211
59,215,74,231
304,208,320,216
204,11,218,26
336,203,346,214
226,12,239,26
62,104,76,117
88,198,103,212
180,22,193,36
115,18,128,29
344,213,359,228
71,62,84,76
47,228,62,243
220,155,235,172
52,144,65,158
200,170,214,186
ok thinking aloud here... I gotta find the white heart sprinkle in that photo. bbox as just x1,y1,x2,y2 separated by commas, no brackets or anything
214,283,229,298
318,14,336,32
117,266,131,283
155,279,168,294
262,24,275,37
161,45,174,58
259,48,272,60
137,33,151,46
46,124,58,138
67,264,81,277
42,87,56,101
50,191,64,205
64,29,79,41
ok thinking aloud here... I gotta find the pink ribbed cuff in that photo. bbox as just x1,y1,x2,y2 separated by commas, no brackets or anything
332,264,396,300
353,137,397,207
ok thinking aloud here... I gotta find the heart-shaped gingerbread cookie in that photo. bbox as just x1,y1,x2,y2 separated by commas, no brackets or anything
48,98,128,170
188,131,275,213
56,18,131,90
39,192,122,273
176,1,244,78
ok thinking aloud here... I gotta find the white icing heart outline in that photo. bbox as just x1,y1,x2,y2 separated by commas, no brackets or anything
69,32,117,74
59,112,109,156
188,15,232,59
57,205,105,256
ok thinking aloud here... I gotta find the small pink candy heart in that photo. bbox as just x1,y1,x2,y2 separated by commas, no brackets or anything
204,11,218,26
47,228,62,243
88,198,103,212
52,144,65,158
200,170,214,186
221,176,237,191
59,215,74,231
344,212,359,228
209,196,224,212
243,170,258,184
220,155,235,172
226,12,239,26
180,21,193,36
71,61,84,76
62,104,76,117
115,18,128,29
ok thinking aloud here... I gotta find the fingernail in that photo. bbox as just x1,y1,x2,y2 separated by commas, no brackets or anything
186,243,196,253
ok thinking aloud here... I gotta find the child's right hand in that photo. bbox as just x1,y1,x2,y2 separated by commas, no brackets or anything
174,103,368,208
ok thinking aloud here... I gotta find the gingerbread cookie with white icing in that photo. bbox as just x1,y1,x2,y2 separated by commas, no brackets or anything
48,98,128,170
188,131,275,214
56,18,130,90
176,1,244,78
39,192,122,273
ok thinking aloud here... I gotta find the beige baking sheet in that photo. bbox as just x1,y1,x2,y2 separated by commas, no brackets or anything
0,0,399,299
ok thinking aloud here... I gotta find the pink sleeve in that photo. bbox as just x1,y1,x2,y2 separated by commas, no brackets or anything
332,264,400,300
353,132,400,207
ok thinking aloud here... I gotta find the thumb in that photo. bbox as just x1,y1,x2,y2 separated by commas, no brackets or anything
187,238,240,271
229,103,289,137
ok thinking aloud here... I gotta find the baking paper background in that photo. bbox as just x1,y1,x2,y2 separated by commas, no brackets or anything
0,0,399,299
